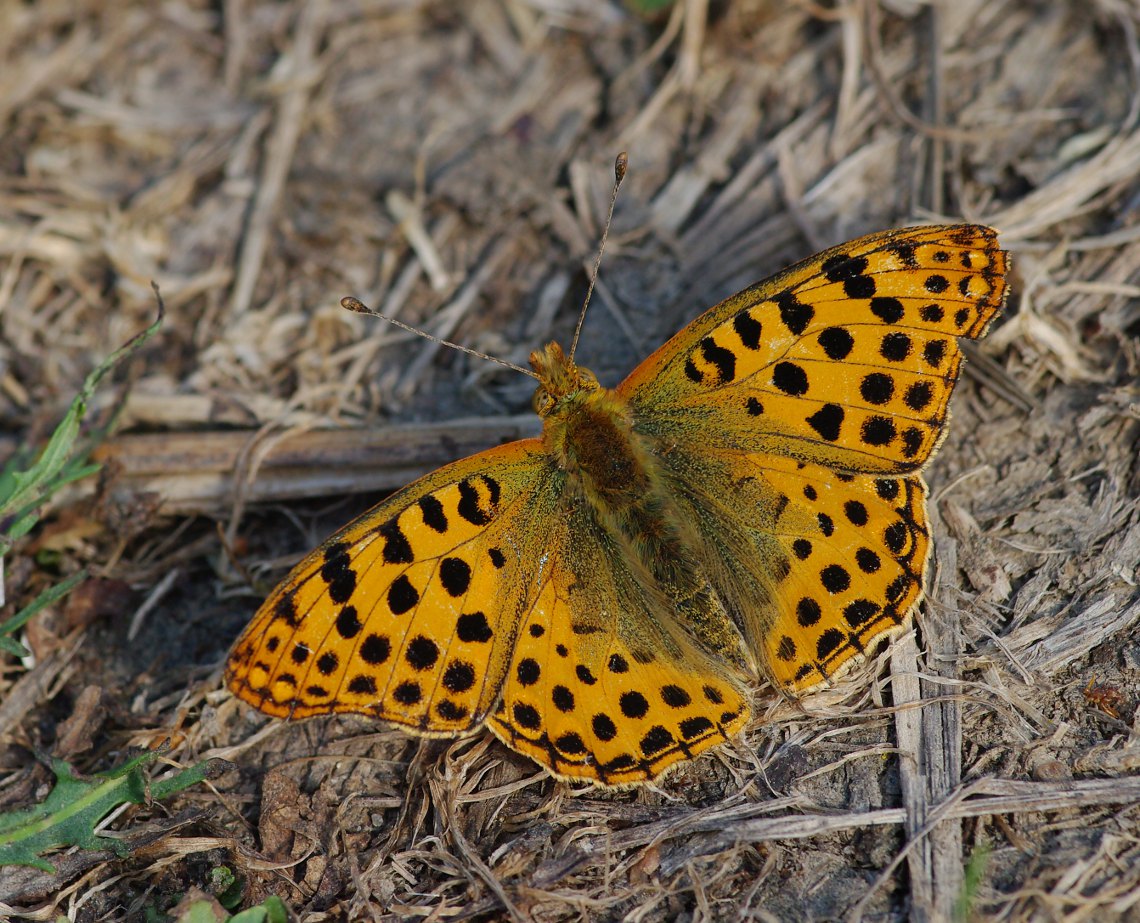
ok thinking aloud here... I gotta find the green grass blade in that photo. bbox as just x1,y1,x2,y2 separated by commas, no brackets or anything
0,748,230,872
0,297,163,556
0,569,88,657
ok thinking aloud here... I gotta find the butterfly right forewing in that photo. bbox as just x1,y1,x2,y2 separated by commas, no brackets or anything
622,225,1008,476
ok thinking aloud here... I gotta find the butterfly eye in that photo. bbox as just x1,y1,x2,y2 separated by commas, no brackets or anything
532,387,556,416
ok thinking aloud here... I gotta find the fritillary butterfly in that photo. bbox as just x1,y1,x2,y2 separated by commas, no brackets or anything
226,224,1009,785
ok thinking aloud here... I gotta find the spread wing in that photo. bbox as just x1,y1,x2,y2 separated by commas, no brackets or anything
652,444,931,691
488,494,751,785
616,225,1007,689
620,225,1008,475
226,439,560,736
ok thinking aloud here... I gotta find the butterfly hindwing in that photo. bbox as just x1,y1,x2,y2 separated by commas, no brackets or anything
754,459,929,689
226,440,559,735
488,498,751,785
642,441,928,692
721,452,928,690
621,225,1008,475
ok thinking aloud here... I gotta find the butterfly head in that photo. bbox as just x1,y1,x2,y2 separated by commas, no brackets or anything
529,341,601,418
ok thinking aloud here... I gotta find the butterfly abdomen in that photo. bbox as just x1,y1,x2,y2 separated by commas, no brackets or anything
543,382,751,670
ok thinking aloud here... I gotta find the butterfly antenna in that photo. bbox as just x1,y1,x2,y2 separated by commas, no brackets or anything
568,151,628,361
341,297,538,379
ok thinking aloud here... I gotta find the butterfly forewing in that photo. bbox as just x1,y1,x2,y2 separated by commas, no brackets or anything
226,441,558,735
621,226,1008,475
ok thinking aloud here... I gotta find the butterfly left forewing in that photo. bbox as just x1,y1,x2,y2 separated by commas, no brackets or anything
226,439,559,736
621,225,1008,476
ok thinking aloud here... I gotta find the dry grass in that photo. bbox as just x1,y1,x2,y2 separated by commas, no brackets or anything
2,1,1140,920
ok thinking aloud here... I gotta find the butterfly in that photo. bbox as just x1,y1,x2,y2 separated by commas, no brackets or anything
226,224,1008,786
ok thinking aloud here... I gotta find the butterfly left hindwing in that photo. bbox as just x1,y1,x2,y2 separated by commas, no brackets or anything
488,496,752,785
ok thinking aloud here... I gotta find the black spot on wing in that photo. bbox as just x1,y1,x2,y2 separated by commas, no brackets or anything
347,675,376,695
797,597,821,626
816,628,843,659
388,575,419,615
870,297,904,324
818,327,853,360
516,658,540,685
923,339,948,368
379,518,413,564
457,478,495,525
405,636,439,671
806,403,844,441
700,336,736,384
773,362,808,395
336,606,362,639
608,653,629,673
924,273,949,293
443,660,476,692
513,703,541,729
775,289,813,335
860,373,894,405
861,416,896,446
393,681,421,704
418,495,448,532
321,542,356,603
273,593,300,627
439,557,472,597
437,700,468,721
457,611,493,643
640,725,674,755
822,253,875,298
360,634,391,665
733,309,762,349
889,242,918,267
880,333,912,362
679,716,715,739
904,382,934,411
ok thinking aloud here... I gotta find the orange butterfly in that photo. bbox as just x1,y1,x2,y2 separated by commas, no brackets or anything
226,223,1008,785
